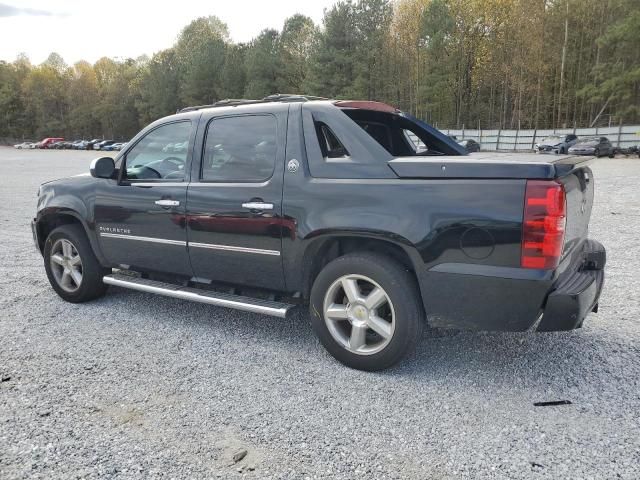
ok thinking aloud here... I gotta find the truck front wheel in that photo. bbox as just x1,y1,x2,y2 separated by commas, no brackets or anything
310,253,424,371
43,224,109,303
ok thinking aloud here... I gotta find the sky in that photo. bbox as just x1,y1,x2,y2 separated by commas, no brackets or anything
0,0,333,65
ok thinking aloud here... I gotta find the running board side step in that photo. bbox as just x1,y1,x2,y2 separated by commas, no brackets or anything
103,273,295,318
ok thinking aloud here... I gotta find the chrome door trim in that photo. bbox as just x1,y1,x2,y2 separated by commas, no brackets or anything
131,182,187,187
155,199,181,207
188,181,270,188
242,202,274,210
189,242,281,256
99,233,187,246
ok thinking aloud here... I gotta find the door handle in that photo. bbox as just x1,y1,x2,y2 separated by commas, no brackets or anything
155,199,180,207
242,202,273,210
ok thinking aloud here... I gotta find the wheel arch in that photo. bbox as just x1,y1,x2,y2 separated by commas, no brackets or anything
299,233,422,299
35,209,107,266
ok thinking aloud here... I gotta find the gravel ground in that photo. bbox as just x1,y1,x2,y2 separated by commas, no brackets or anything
1,147,639,479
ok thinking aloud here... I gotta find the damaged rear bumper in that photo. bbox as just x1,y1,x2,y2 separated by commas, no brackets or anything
537,239,606,331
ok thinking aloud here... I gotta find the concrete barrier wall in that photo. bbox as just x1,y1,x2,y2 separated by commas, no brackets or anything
442,125,640,151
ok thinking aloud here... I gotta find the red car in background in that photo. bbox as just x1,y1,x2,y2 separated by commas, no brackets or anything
37,137,64,149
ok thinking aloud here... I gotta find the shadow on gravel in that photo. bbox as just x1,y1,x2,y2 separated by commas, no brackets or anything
98,287,628,392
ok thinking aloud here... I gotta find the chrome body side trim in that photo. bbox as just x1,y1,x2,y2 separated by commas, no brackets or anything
99,233,281,256
99,233,187,246
130,182,270,188
189,242,281,256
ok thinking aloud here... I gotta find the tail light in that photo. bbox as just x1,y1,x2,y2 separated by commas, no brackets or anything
521,180,566,269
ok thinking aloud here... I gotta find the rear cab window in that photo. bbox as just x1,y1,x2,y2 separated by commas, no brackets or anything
301,101,463,179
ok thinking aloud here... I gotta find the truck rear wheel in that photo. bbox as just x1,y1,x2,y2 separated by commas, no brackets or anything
310,253,424,371
43,224,109,303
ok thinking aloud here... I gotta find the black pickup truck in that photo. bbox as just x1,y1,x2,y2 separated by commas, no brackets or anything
32,95,606,371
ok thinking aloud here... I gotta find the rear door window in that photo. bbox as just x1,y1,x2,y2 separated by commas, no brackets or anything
201,115,277,182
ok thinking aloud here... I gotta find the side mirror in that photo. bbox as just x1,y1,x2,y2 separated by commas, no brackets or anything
90,157,116,179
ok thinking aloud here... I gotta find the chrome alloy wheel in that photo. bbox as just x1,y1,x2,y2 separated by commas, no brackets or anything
50,238,83,293
322,274,395,355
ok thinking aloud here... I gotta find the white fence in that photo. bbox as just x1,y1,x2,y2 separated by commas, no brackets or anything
441,125,640,151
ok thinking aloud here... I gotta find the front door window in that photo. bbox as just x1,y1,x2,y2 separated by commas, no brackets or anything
124,121,191,181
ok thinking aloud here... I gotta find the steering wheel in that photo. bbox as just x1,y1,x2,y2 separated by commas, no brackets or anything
138,166,162,178
161,156,186,169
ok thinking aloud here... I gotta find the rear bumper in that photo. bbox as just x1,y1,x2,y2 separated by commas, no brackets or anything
537,239,605,331
417,239,605,332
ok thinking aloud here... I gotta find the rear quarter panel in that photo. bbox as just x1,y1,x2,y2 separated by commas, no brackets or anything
282,175,527,286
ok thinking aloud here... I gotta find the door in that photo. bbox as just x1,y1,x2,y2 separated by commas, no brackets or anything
186,110,288,291
95,120,195,276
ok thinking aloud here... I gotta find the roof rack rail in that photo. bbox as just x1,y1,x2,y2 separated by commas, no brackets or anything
178,94,328,113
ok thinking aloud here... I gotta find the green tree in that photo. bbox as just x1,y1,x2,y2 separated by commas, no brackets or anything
67,61,100,138
175,16,228,105
244,29,281,98
279,14,317,93
219,44,248,99
135,48,181,124
306,1,358,98
577,0,640,124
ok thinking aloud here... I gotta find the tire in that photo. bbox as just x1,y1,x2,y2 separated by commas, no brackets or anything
309,252,424,371
594,148,600,157
43,224,109,303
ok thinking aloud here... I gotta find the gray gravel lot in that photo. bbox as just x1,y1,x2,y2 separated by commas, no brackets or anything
0,147,639,479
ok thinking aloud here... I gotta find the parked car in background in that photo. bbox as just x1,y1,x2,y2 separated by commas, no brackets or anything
568,137,615,158
457,138,481,153
13,142,34,149
535,134,578,154
71,140,88,150
102,142,127,151
94,140,115,151
615,145,639,157
37,137,64,149
84,139,102,150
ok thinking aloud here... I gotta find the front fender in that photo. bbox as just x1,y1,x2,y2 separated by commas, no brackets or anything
35,180,106,265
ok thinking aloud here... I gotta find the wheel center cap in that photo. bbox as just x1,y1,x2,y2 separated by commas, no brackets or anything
347,304,369,326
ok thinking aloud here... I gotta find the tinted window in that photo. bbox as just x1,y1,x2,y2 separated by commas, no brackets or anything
403,129,427,154
315,122,349,158
202,115,277,182
124,121,191,181
356,121,392,153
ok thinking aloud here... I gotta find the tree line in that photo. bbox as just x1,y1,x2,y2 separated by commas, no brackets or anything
1,0,638,141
